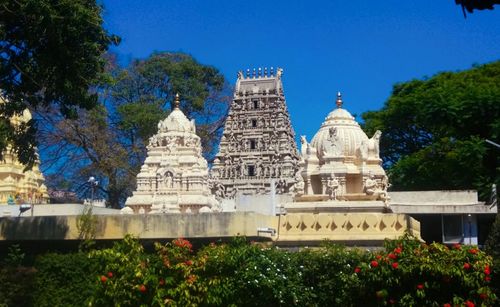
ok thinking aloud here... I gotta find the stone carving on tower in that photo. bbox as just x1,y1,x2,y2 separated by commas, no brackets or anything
299,92,389,203
210,67,300,195
124,94,219,214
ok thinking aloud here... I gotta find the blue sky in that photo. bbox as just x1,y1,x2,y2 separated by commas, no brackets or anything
101,0,500,140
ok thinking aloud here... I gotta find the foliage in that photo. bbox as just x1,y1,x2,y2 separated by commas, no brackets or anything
198,238,308,306
0,244,35,307
353,235,496,306
362,61,500,199
89,235,206,306
76,205,98,250
485,212,500,294
108,52,230,160
32,252,99,307
0,236,496,306
38,52,230,208
0,0,119,168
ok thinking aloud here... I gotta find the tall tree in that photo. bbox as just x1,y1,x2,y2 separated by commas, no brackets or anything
362,61,500,199
0,0,119,168
38,52,231,208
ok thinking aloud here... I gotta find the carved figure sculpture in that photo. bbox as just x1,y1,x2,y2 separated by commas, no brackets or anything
327,127,343,156
326,176,339,200
291,172,305,196
214,182,226,199
165,171,173,188
300,135,308,156
364,174,389,202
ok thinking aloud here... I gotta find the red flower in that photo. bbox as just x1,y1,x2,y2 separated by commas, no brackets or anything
388,253,397,260
159,278,165,286
391,262,399,269
376,255,382,260
464,300,475,307
139,284,147,293
453,243,461,250
100,275,107,283
479,293,488,300
187,274,197,284
469,248,478,255
394,247,402,254
107,271,113,278
484,265,491,275
173,238,193,250
416,284,424,290
485,276,491,282
371,260,379,268
463,263,471,270
185,260,193,266
443,304,451,307
354,266,361,273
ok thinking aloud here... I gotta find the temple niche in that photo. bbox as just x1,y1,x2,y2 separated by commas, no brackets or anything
210,67,300,196
123,94,218,214
298,92,389,203
0,98,49,205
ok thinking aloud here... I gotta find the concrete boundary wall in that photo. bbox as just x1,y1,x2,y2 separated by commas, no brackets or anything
0,212,278,241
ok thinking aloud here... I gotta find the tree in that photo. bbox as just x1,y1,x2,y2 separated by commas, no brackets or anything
38,52,231,208
0,0,119,168
362,61,500,199
455,0,500,16
109,52,230,160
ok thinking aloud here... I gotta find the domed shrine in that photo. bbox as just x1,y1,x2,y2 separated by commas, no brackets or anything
298,92,389,202
124,94,218,214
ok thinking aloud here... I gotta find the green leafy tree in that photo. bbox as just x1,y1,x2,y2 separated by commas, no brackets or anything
38,52,230,208
0,0,119,168
362,61,500,199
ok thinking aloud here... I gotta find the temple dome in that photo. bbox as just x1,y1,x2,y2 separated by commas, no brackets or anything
310,94,369,158
157,94,195,133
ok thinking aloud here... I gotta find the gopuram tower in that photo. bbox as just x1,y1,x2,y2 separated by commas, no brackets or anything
210,67,300,196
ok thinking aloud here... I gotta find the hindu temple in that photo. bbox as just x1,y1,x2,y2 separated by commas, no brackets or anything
297,92,388,202
0,98,49,205
210,67,300,196
123,94,218,214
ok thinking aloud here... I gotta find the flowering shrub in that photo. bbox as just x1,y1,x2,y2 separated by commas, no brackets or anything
197,237,307,306
1,235,496,306
88,235,206,306
352,235,496,306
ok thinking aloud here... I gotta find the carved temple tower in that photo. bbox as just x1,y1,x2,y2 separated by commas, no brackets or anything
211,67,300,195
124,94,218,214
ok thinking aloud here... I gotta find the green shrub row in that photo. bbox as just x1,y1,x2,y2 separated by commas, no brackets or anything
0,235,497,306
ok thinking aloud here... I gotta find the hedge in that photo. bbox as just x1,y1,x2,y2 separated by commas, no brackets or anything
0,235,497,306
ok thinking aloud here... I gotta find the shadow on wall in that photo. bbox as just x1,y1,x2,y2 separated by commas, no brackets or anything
0,216,69,241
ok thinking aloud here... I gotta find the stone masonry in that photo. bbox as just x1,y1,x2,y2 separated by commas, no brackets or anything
210,67,300,196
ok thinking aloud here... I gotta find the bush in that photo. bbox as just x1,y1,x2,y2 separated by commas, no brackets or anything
1,235,497,306
353,236,495,306
32,252,99,307
0,244,35,307
88,235,205,306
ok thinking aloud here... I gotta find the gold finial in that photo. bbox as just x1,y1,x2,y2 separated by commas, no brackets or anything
336,91,343,108
174,93,180,109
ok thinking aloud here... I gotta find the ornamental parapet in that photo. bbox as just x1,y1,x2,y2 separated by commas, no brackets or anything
276,213,421,245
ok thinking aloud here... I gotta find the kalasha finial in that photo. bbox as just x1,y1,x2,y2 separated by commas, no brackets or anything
174,93,180,109
336,91,343,108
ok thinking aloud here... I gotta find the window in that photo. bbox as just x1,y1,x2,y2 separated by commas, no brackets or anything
248,165,255,176
251,119,257,127
250,140,256,149
253,100,259,109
